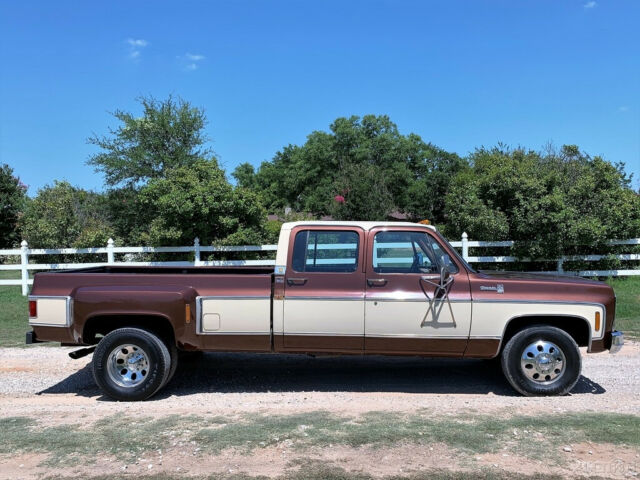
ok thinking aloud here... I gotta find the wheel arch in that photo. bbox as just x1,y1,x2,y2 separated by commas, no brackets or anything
83,314,176,348
499,314,591,355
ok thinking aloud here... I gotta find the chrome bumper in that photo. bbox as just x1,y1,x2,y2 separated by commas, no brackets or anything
610,331,624,354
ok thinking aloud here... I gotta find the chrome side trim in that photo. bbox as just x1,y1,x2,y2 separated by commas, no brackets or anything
285,296,468,302
282,332,364,337
198,295,271,300
196,296,202,334
28,295,73,327
281,333,499,340
476,299,606,341
285,296,365,301
195,295,270,336
364,334,468,339
196,332,271,336
365,297,469,303
475,298,605,310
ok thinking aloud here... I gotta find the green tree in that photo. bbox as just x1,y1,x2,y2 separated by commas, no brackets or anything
232,163,257,189
21,181,114,249
329,163,394,221
103,186,149,245
234,115,464,221
88,95,211,188
138,159,267,246
87,95,214,243
0,164,27,248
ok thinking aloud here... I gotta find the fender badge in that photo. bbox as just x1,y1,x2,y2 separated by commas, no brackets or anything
480,284,504,294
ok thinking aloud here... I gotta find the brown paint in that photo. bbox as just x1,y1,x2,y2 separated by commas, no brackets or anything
273,336,494,358
365,337,468,356
279,335,363,352
198,334,271,352
464,339,501,358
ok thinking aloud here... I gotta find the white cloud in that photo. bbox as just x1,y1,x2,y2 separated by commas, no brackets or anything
125,38,149,60
583,1,597,8
180,53,205,71
127,38,149,47
618,106,630,112
186,53,205,61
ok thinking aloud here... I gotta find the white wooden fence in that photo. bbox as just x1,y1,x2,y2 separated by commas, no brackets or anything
1,234,639,296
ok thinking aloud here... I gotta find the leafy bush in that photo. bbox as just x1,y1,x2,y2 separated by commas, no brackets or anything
138,159,267,247
443,145,640,265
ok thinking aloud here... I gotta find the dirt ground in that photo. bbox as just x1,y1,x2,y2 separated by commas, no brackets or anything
0,342,638,479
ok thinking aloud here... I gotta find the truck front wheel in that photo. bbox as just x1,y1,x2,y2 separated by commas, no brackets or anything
92,327,171,401
501,326,581,396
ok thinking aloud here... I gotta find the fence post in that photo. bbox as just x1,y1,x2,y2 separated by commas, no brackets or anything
107,238,115,264
194,237,201,266
20,240,29,296
461,232,469,261
557,257,564,274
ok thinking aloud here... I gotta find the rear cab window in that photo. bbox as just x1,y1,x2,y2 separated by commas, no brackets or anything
292,230,359,273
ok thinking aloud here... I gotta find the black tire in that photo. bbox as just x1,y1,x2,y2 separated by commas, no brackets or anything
92,327,171,401
501,326,581,396
164,340,179,387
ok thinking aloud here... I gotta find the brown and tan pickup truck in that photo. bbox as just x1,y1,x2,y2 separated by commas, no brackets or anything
26,221,624,400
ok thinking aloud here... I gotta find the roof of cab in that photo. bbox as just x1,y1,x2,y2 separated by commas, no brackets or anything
280,221,436,231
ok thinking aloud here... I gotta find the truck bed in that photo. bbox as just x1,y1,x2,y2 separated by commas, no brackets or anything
30,265,274,302
29,264,275,351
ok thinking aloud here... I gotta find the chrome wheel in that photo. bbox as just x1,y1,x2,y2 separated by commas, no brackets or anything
520,340,566,384
107,344,150,388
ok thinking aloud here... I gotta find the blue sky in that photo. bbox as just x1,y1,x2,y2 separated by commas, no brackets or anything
1,0,639,195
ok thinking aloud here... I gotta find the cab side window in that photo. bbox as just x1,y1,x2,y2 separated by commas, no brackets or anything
292,230,359,273
373,231,458,274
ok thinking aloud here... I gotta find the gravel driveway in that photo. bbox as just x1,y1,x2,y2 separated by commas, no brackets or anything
1,342,638,418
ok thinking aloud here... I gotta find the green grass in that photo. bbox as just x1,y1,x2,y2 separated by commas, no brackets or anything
0,275,637,347
0,414,220,465
2,412,639,466
0,271,28,347
41,465,614,480
607,276,640,338
195,411,640,453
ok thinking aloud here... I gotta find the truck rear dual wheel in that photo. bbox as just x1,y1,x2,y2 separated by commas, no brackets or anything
501,326,581,396
92,327,172,401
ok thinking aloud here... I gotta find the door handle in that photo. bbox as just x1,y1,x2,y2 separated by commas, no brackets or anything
420,275,440,282
287,277,307,286
367,278,387,287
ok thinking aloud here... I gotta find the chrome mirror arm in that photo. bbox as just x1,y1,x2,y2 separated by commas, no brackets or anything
420,272,456,327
